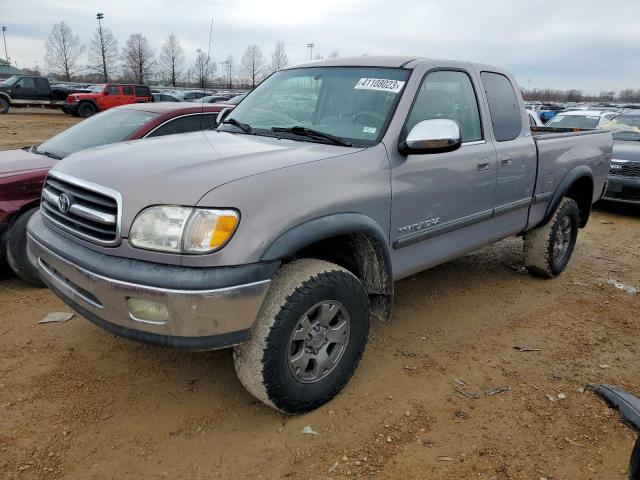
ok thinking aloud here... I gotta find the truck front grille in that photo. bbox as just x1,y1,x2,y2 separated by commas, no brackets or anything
41,174,120,245
611,161,640,177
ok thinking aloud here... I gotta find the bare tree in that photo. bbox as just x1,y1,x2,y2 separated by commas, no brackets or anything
44,22,85,81
240,45,265,89
87,26,119,82
193,51,216,88
268,41,288,73
159,33,185,87
328,51,340,59
220,54,234,89
122,34,155,84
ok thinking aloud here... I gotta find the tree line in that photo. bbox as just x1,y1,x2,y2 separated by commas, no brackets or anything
40,21,328,88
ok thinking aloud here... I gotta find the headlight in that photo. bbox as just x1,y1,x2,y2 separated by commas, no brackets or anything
129,206,239,254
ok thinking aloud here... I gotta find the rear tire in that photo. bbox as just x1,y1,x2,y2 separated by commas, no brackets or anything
6,207,44,286
630,437,640,480
233,259,370,414
78,102,96,118
0,98,9,114
524,197,580,278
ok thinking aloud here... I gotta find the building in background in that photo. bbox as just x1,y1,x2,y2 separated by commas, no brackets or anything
0,58,24,79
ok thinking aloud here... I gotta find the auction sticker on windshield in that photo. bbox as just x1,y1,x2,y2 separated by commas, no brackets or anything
354,78,405,93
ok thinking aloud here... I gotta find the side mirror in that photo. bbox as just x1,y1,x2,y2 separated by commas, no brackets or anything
216,107,232,127
14,84,20,89
399,119,462,155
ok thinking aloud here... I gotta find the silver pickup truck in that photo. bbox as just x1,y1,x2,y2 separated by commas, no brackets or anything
27,56,612,414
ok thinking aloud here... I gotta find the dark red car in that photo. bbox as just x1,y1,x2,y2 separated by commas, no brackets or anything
63,84,154,118
0,102,235,284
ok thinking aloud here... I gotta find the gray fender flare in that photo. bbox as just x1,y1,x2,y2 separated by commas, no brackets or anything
541,165,594,227
260,212,393,281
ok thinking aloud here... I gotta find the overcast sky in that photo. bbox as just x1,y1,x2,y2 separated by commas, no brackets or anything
2,0,639,93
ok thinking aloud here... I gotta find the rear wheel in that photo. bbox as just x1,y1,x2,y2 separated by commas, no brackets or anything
6,207,44,286
233,259,370,414
524,197,580,278
78,102,96,118
0,98,9,114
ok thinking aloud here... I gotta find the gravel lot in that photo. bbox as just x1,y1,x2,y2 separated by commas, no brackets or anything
1,109,639,480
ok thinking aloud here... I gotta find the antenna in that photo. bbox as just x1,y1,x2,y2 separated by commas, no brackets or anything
201,19,214,131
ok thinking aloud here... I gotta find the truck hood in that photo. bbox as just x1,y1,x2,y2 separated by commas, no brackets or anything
613,141,640,162
52,130,362,231
0,148,54,179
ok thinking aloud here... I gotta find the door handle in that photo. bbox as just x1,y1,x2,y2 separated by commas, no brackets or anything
477,158,492,171
500,157,513,167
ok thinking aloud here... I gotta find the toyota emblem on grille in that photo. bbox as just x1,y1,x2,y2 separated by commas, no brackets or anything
57,193,73,214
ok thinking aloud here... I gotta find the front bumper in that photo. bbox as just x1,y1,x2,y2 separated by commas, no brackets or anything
27,213,277,350
602,175,640,204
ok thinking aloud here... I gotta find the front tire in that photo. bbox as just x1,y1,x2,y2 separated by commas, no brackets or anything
6,207,44,286
0,98,9,114
233,259,370,414
78,102,96,118
524,197,580,278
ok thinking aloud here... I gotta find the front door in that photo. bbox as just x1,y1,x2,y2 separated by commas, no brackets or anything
390,69,497,279
12,77,36,101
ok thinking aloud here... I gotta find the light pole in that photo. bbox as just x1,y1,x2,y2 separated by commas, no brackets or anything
96,13,108,82
1,27,8,63
306,43,315,61
196,48,204,88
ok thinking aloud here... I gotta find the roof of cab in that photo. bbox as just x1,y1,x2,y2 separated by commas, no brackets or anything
286,55,423,69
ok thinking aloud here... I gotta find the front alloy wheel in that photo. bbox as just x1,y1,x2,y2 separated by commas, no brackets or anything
233,259,370,414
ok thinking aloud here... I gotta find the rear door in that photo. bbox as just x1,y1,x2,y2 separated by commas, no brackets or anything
121,85,136,106
478,71,536,239
34,78,51,101
389,68,498,278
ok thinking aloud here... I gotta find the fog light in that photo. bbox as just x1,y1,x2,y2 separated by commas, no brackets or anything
126,298,169,323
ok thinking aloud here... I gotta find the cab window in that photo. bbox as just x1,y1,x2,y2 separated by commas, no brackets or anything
16,77,35,89
147,114,214,138
480,72,522,142
122,86,134,96
406,70,483,143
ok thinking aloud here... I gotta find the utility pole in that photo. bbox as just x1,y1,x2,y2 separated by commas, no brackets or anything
96,13,108,82
306,43,315,61
196,48,204,88
1,27,8,63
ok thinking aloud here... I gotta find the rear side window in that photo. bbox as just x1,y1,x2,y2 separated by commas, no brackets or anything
35,78,49,90
147,115,208,138
406,70,482,143
480,72,522,142
122,86,134,96
135,85,150,97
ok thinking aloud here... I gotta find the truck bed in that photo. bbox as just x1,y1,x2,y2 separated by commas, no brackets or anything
526,127,612,229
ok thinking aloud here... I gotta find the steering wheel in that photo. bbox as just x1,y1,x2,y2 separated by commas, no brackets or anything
353,110,385,126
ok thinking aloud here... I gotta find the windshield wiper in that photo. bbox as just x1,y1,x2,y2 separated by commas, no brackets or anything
221,118,252,133
271,126,353,147
33,148,62,160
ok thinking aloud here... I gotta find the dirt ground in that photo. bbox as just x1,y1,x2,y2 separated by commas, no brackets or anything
1,109,639,480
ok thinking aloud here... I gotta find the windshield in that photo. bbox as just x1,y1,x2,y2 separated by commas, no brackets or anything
90,84,107,93
222,67,410,146
1,76,19,86
36,108,158,158
602,115,640,141
546,114,601,129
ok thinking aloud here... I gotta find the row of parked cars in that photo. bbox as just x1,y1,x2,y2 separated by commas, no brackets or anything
0,74,246,118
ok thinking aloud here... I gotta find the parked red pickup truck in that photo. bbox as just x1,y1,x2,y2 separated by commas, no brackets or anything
63,84,153,118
